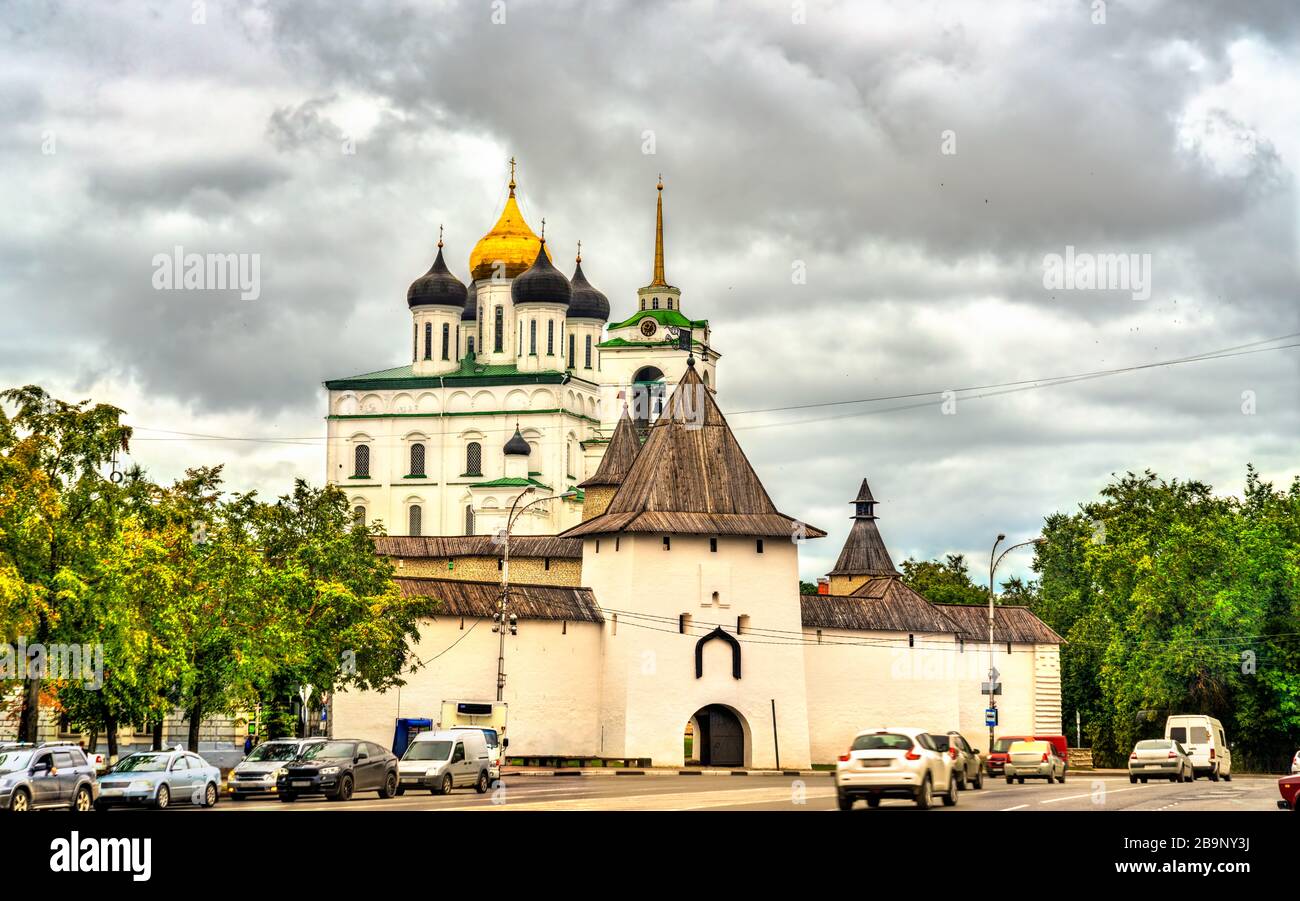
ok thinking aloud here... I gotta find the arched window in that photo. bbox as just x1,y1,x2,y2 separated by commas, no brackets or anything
465,441,482,476
467,335,475,357
568,333,575,368
441,323,450,360
409,443,426,477
652,297,660,310
408,504,422,537
584,334,592,369
464,505,476,536
412,323,418,361
494,306,504,353
547,320,554,355
529,319,537,355
352,506,366,527
424,322,432,360
667,298,674,310
565,442,571,478
353,444,370,478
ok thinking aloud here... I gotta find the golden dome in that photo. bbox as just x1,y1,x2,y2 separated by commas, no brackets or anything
469,176,550,281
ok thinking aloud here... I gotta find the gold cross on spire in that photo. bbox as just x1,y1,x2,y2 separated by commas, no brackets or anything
508,156,517,196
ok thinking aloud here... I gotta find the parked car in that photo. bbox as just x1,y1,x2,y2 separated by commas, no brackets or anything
0,743,99,812
95,747,222,810
835,727,958,810
397,729,493,795
1277,773,1300,812
229,738,325,799
987,734,1068,777
1004,740,1066,784
276,739,398,802
1290,749,1299,775
1128,739,1192,783
1165,715,1231,781
930,732,984,789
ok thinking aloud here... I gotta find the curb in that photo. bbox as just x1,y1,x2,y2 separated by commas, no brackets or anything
503,768,832,778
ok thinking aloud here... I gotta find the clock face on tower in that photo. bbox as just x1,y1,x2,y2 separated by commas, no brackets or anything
640,318,658,338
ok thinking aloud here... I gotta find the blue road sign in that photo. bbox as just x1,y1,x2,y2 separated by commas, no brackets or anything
985,707,998,727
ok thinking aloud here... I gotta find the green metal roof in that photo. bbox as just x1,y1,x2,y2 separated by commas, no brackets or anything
324,355,596,391
607,308,708,331
469,477,553,491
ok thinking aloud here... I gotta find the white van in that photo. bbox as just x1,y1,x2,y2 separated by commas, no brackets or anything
1164,715,1232,781
397,729,492,795
447,726,506,780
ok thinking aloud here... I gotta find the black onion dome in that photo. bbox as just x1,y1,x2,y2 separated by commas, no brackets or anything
510,242,571,307
462,279,478,321
567,259,610,321
503,428,531,456
407,246,468,309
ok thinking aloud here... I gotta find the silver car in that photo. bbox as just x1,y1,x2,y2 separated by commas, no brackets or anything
1004,740,1066,783
95,747,223,810
229,738,324,799
1128,738,1193,783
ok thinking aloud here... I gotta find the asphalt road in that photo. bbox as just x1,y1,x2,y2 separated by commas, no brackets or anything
152,772,1285,812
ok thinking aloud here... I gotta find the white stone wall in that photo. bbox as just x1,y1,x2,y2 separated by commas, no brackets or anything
584,533,813,768
331,616,603,756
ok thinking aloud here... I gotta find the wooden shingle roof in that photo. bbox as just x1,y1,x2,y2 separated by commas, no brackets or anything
801,579,964,634
579,405,641,488
563,362,825,539
375,535,582,559
931,603,1064,644
395,577,603,623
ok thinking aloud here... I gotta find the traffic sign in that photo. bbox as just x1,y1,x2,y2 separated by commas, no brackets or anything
981,682,1002,695
985,707,998,727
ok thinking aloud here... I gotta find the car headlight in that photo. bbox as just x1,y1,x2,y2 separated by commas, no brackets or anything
128,780,151,791
319,766,340,776
425,767,441,778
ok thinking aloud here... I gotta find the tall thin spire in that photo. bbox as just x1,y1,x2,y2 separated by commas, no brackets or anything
650,175,667,287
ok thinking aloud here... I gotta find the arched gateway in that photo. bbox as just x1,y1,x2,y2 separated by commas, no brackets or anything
687,705,746,767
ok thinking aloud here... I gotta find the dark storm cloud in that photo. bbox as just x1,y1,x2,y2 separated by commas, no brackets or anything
1,0,1296,578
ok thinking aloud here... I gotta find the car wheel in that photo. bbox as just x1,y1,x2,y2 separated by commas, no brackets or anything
973,770,984,790
1058,771,1066,784
1210,769,1219,783
942,777,958,807
10,788,31,812
380,771,397,799
1140,777,1148,784
204,782,218,807
153,785,170,810
278,792,297,802
334,775,354,802
1017,777,1024,784
395,786,405,796
1223,772,1231,782
865,796,881,808
438,773,454,795
1006,776,1014,785
1129,774,1137,784
72,785,93,812
836,792,854,811
476,770,490,794
915,776,933,810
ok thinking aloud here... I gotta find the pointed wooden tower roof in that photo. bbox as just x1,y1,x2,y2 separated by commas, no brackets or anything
829,477,898,576
562,360,824,539
579,404,641,489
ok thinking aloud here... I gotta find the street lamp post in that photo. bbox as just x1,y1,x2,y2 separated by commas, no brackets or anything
986,534,1045,755
495,487,578,702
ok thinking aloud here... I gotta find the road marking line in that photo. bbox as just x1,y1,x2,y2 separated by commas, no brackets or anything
1039,785,1150,804
1001,804,1029,811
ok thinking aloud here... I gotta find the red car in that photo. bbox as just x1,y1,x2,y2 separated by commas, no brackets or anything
987,734,1070,776
1278,773,1300,812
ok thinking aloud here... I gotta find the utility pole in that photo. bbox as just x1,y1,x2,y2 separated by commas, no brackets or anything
987,534,1046,753
494,487,577,701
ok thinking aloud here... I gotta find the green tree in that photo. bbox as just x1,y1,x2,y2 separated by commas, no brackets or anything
899,553,988,606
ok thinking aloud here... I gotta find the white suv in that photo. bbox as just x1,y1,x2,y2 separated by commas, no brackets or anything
835,727,958,810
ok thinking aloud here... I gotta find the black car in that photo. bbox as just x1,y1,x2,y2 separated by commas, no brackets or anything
276,740,398,802
0,743,99,812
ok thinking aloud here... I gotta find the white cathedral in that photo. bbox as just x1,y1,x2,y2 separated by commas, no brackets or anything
328,165,1063,768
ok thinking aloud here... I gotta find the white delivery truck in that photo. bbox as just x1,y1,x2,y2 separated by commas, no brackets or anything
1164,715,1232,781
439,700,508,779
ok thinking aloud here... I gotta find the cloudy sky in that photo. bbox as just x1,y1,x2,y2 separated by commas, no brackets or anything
2,0,1297,582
